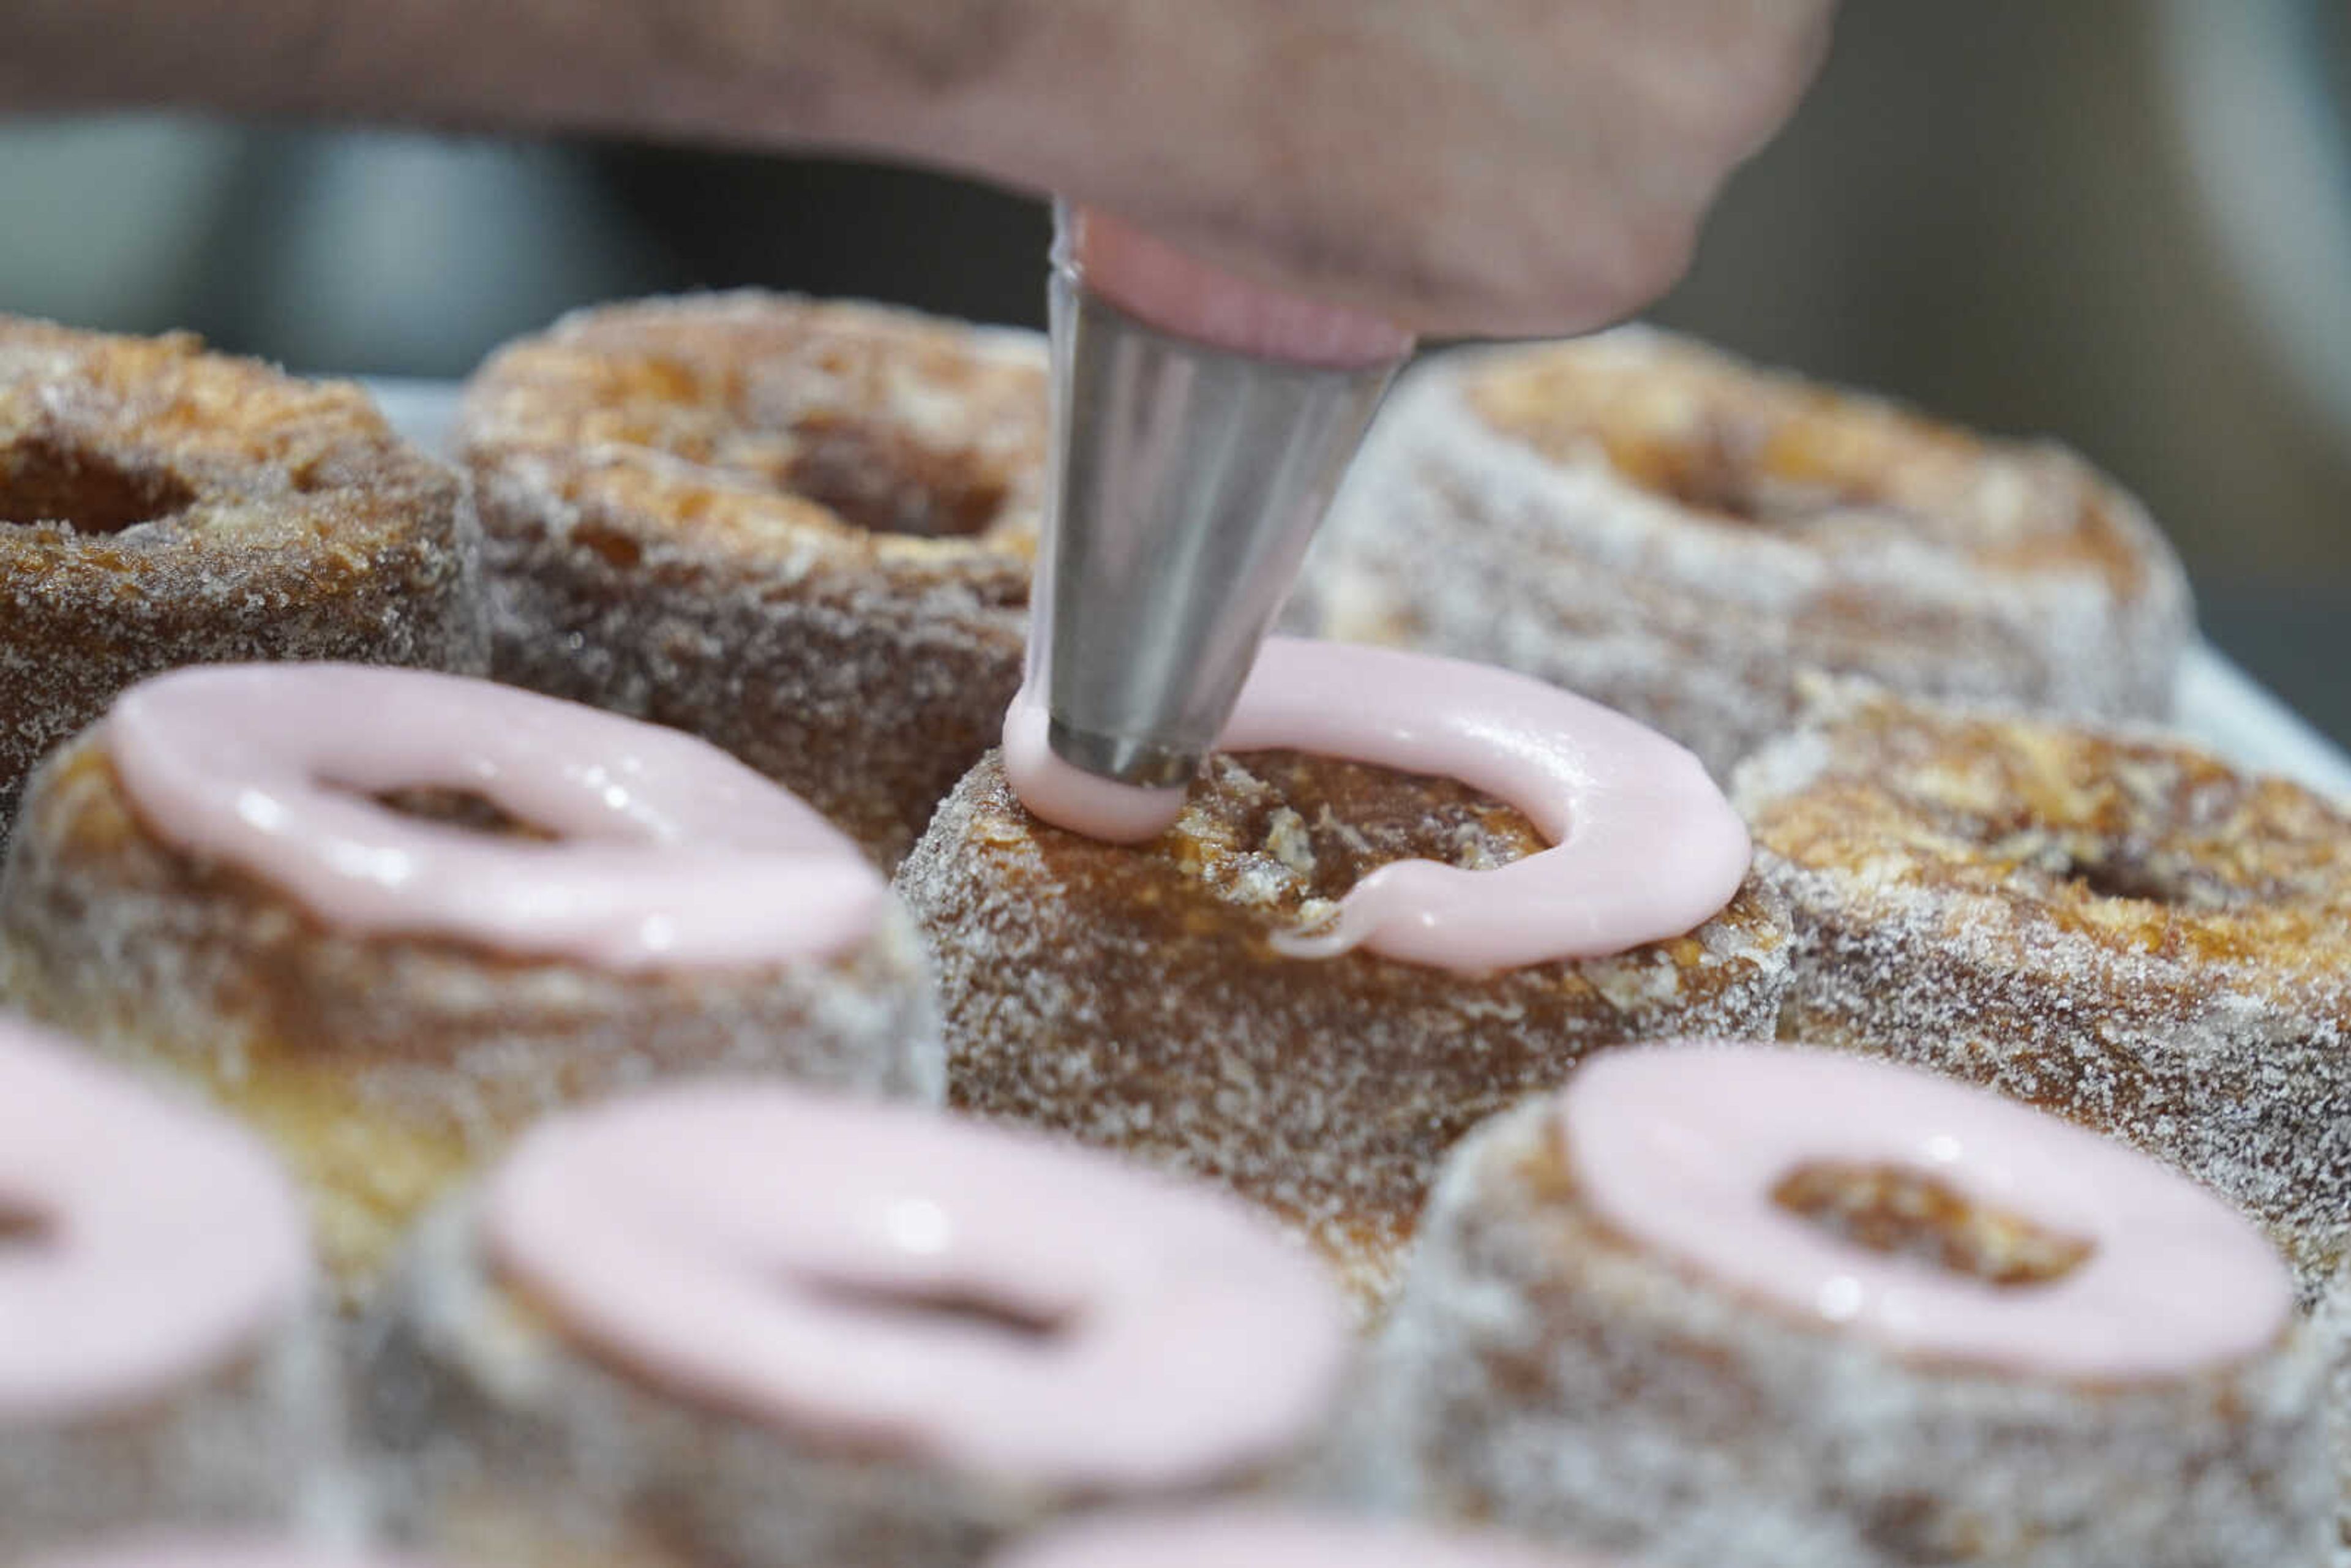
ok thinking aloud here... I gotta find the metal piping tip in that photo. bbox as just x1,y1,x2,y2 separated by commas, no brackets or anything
1031,252,1404,789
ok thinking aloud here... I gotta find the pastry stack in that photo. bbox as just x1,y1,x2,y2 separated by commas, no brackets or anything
1,302,2344,1568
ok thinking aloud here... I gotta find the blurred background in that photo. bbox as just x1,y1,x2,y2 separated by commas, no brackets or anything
1,1,2345,740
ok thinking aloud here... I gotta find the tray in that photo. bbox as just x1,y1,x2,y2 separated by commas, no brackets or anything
362,377,2351,805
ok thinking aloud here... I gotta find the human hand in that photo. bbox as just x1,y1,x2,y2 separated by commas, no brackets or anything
850,0,1839,339
6,0,1834,339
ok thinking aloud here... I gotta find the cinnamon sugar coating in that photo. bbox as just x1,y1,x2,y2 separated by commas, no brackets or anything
1733,685,2351,1302
2312,1274,2351,1567
364,1191,1327,1568
1302,328,2191,776
895,751,1789,1310
0,317,486,832
1,1340,337,1557
0,737,942,1301
1350,1097,2333,1567
367,1199,1002,1568
459,294,1046,868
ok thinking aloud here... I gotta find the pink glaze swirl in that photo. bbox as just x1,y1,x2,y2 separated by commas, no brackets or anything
1065,206,1413,369
1005,638,1750,971
0,1013,310,1422
484,1082,1349,1489
991,1508,1616,1568
24,1540,444,1568
1562,1043,2295,1381
103,664,886,973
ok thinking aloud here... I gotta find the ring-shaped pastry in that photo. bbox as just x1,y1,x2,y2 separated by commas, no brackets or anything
0,666,939,1300
1733,681,2351,1303
1361,1042,2328,1568
1303,328,2192,776
907,640,1784,1308
0,316,486,832
0,1013,322,1554
366,1082,1349,1567
459,293,1046,867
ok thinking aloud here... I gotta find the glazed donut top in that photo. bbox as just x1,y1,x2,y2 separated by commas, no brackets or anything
460,292,1046,559
484,1082,1350,1489
1005,637,1751,971
103,664,886,973
0,1013,310,1422
0,315,456,553
1454,326,2169,593
1733,685,2351,988
1561,1043,2293,1381
992,1509,1612,1568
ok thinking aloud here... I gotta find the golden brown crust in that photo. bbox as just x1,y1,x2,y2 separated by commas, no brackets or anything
0,733,940,1298
1741,689,2351,971
460,293,1048,867
1307,329,2193,776
0,317,487,828
1733,685,2351,1300
897,750,1790,1308
1469,333,2156,590
461,294,1044,550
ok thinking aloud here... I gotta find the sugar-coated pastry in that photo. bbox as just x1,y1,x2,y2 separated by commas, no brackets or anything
364,1081,1349,1568
1359,1043,2330,1568
1733,681,2351,1302
0,663,939,1300
1302,328,2192,775
989,1507,1620,1568
21,1543,443,1568
899,639,1786,1308
0,1013,326,1556
0,315,486,833
460,293,1046,866
2314,1278,2351,1568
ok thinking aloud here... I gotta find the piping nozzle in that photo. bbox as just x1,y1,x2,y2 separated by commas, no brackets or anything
1030,223,1406,789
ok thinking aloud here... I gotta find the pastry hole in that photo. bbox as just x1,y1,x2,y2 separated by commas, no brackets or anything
1601,426,1892,528
571,519,644,570
0,435,199,533
800,1277,1073,1342
1611,429,1774,520
1772,1160,2093,1288
1469,368,1918,530
781,416,1005,538
369,787,562,842
1190,751,1543,915
2058,853,2195,906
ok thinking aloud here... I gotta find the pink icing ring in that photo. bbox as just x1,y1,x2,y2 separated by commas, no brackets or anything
1005,637,1752,972
1562,1043,2295,1381
484,1082,1350,1489
0,1013,310,1422
102,664,887,973
990,1508,1615,1568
